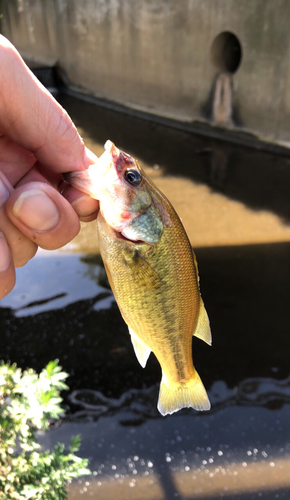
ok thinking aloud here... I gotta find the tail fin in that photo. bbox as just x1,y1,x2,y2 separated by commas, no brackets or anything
157,371,210,416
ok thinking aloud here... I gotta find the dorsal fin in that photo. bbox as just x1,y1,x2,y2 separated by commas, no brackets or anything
128,327,151,367
194,299,212,346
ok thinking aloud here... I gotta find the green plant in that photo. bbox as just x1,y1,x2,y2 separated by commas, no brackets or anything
0,360,90,500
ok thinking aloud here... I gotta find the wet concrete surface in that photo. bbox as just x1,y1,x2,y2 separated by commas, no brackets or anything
1,91,290,499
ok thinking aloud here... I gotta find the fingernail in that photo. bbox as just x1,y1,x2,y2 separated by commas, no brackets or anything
0,232,11,271
12,189,60,231
0,178,10,207
71,195,99,217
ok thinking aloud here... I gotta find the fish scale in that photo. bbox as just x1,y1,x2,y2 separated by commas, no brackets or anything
64,140,212,415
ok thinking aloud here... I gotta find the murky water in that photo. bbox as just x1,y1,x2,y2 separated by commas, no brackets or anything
1,90,290,499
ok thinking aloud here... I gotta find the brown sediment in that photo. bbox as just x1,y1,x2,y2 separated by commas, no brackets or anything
65,165,290,254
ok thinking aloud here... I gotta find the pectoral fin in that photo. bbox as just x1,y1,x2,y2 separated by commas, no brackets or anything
194,299,212,346
122,248,162,290
128,327,151,368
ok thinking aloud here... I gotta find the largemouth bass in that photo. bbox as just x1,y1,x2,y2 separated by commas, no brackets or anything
64,141,211,415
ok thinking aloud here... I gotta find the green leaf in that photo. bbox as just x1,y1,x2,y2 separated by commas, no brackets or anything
0,359,91,499
22,485,42,498
69,435,81,453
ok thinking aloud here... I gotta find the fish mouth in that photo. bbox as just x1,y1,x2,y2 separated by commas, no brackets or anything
61,171,97,198
115,230,146,246
61,172,74,185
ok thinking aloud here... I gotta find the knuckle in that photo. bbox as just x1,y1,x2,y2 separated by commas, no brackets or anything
13,238,38,268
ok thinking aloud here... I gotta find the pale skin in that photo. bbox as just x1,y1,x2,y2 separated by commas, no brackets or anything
0,35,100,299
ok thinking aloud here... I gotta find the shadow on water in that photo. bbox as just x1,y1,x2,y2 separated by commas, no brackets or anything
58,91,290,224
1,242,290,500
1,234,290,500
1,241,290,398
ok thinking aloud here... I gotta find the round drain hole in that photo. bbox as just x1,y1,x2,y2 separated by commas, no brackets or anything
211,31,242,73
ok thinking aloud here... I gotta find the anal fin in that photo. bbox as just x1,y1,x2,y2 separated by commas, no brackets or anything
194,299,212,346
128,327,151,368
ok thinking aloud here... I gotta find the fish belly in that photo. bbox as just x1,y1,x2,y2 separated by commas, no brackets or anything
97,212,210,415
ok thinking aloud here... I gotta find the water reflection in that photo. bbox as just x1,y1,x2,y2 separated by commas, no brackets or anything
68,386,159,422
40,401,290,500
0,249,112,317
1,90,290,500
1,241,290,401
238,376,290,407
66,375,290,424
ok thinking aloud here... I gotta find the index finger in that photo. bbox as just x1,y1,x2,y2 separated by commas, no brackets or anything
0,35,93,174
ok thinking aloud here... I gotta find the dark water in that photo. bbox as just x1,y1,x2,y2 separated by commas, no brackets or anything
1,90,290,499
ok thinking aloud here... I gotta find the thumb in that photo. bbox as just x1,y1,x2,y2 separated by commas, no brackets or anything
6,181,81,251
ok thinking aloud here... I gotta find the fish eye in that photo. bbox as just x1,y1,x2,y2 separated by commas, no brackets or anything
124,168,142,186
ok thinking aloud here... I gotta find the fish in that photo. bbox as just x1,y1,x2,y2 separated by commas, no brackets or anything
64,140,211,415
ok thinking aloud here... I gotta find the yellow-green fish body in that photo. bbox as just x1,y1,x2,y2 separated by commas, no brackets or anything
65,141,211,415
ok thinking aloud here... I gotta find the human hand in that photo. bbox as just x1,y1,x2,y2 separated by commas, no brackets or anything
0,35,99,299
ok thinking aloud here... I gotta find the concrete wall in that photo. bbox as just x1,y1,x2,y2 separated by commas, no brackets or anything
2,0,58,65
2,0,290,147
